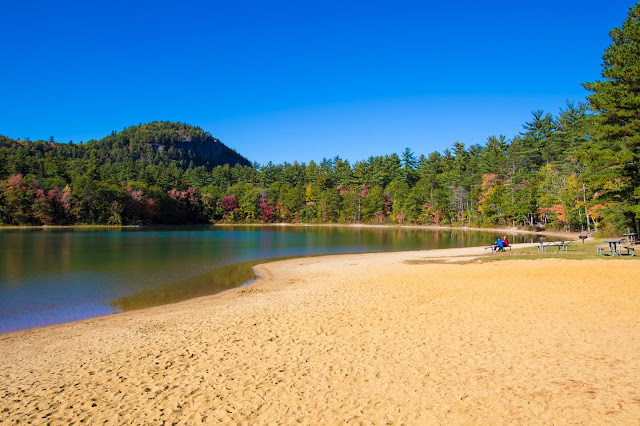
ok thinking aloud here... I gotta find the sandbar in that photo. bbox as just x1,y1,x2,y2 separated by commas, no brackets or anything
1,244,639,423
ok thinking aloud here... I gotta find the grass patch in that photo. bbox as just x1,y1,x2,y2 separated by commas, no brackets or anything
479,240,639,262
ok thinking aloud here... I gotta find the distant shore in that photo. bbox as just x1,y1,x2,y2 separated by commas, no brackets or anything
0,224,144,230
0,222,584,241
213,222,585,239
2,244,638,423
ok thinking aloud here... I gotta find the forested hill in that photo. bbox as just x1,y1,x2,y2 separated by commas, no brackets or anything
94,122,251,170
0,121,251,177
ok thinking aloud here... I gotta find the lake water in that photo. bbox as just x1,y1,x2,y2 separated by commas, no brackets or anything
0,226,538,333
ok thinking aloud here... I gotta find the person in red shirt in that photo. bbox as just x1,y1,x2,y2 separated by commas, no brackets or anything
503,236,509,247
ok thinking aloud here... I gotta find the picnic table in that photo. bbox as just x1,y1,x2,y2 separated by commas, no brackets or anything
623,233,639,244
484,242,510,253
600,239,626,256
538,240,575,251
485,242,499,252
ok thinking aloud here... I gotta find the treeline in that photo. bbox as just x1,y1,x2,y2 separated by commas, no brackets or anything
0,103,609,231
2,4,640,234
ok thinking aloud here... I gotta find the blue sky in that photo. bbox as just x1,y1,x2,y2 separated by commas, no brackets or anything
0,1,635,165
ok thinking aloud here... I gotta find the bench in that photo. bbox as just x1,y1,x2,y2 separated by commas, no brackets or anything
597,246,608,256
623,246,636,256
485,243,511,253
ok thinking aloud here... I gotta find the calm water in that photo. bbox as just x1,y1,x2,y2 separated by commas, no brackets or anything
0,226,538,333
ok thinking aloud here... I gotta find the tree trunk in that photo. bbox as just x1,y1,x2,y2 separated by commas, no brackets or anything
582,183,591,233
577,200,583,232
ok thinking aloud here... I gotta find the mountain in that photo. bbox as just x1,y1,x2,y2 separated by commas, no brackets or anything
0,121,256,225
89,121,251,170
0,121,252,183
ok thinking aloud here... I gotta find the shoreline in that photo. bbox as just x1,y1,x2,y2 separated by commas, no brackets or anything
222,221,583,238
229,222,584,239
1,245,639,423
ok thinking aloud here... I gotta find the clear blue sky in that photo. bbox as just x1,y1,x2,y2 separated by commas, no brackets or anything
0,1,635,165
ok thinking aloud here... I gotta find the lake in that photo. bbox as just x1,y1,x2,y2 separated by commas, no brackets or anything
0,225,538,333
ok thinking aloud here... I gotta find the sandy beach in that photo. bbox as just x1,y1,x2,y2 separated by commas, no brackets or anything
1,244,639,424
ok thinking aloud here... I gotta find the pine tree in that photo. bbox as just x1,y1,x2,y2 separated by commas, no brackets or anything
583,3,640,232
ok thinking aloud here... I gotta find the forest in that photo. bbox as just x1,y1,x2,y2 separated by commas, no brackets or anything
1,5,639,234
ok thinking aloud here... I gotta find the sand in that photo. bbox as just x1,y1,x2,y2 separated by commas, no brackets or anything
1,244,639,424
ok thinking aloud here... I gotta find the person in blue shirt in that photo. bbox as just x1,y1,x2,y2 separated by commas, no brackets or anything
495,237,505,252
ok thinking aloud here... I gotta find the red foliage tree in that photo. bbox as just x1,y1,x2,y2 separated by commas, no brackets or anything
220,194,238,218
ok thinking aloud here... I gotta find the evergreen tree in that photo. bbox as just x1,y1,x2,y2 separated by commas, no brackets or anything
401,147,417,184
511,110,555,175
333,156,352,187
480,135,509,177
583,2,640,232
549,101,591,173
382,154,402,187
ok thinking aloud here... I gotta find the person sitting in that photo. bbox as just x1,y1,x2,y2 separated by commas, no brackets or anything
495,237,505,252
503,236,509,248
